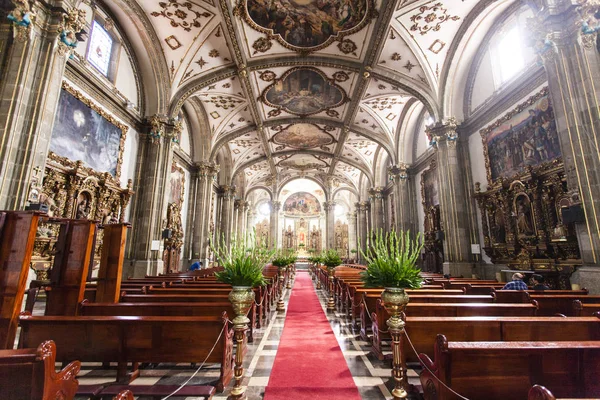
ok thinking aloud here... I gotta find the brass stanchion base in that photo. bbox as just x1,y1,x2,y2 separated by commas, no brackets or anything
327,295,336,312
276,297,286,312
316,280,321,289
286,281,292,289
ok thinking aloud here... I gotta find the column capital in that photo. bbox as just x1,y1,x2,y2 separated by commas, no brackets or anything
388,163,410,182
146,115,168,145
323,201,337,212
426,117,459,148
7,0,35,42
368,187,384,199
270,200,281,211
358,201,370,212
56,7,87,57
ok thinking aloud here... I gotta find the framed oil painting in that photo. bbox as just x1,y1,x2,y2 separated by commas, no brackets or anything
480,88,561,184
169,163,185,206
283,192,322,216
50,82,127,178
421,160,439,209
272,123,335,149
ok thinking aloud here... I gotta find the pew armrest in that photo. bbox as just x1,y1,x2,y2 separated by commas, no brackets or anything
113,389,134,400
528,385,556,400
418,353,439,400
38,340,81,400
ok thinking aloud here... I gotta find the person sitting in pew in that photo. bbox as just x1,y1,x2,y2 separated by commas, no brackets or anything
531,274,550,291
502,273,528,290
189,261,201,271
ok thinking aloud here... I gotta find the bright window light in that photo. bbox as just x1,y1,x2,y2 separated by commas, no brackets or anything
258,202,271,216
87,20,113,76
496,26,524,84
335,204,345,217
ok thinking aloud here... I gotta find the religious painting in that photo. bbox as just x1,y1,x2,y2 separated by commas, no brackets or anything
278,154,329,171
283,192,322,215
240,0,375,51
168,163,185,206
262,68,347,116
50,82,127,178
481,88,561,184
272,123,335,149
421,162,439,209
515,194,536,237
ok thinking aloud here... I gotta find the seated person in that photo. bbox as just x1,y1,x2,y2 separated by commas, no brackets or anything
189,261,202,271
501,273,528,290
530,274,550,291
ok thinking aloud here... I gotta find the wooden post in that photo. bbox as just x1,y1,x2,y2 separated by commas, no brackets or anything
95,224,129,303
45,220,96,316
0,211,41,349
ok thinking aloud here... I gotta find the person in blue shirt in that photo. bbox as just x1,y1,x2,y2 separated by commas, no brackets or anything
501,273,528,290
189,261,201,271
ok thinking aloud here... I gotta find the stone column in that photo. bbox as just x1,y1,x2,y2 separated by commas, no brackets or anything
189,162,218,266
427,119,474,277
369,187,385,234
324,201,336,248
347,211,358,259
234,200,248,242
129,117,177,276
528,1,600,292
218,185,235,247
356,201,369,262
269,201,280,249
389,163,415,233
184,165,200,264
0,3,86,209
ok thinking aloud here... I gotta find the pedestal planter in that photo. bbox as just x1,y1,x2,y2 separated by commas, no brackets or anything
276,267,286,312
326,267,336,312
381,287,410,399
228,286,255,400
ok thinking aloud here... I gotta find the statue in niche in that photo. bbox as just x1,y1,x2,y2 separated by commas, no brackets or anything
310,225,321,252
76,198,90,219
516,196,535,236
283,225,294,250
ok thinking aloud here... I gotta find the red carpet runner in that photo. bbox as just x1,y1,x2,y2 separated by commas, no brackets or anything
263,271,361,400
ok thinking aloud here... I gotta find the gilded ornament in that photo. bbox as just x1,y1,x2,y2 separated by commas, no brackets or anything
56,8,87,56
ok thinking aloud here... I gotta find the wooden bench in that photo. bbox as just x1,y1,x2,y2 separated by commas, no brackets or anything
419,335,600,400
529,295,600,316
394,315,600,362
19,313,234,392
0,340,80,400
360,294,538,345
78,300,257,343
573,300,600,317
528,384,598,400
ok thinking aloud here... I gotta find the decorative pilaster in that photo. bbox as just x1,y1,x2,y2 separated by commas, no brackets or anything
368,187,385,233
189,162,219,266
324,201,337,248
0,2,86,209
347,212,358,259
269,201,281,248
389,163,414,234
129,116,177,276
356,201,369,262
427,118,474,276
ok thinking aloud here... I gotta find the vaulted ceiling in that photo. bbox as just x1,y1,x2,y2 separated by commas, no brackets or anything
132,0,503,195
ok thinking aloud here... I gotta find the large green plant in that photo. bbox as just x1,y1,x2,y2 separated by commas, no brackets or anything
359,230,424,289
272,250,297,267
211,232,275,287
322,249,342,269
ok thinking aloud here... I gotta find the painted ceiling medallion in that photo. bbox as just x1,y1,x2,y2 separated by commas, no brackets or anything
272,124,335,149
278,155,329,170
261,68,348,117
236,0,376,53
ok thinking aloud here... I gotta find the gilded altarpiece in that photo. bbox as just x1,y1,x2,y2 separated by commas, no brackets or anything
255,219,270,248
31,83,133,278
421,160,443,273
474,89,580,289
163,163,185,273
334,220,348,257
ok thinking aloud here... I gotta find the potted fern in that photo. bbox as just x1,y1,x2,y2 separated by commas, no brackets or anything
359,229,423,398
322,249,342,311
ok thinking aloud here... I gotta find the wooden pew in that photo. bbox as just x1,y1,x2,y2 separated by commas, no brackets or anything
419,335,600,400
528,295,600,316
396,315,600,362
528,384,598,400
360,294,538,345
573,300,600,317
19,313,234,392
78,300,256,343
0,340,80,400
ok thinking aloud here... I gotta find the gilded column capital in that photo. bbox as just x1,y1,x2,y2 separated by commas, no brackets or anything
146,115,168,145
426,117,459,148
358,201,370,212
56,7,86,56
323,201,337,212
388,163,410,182
368,187,384,200
7,0,35,42
270,200,281,211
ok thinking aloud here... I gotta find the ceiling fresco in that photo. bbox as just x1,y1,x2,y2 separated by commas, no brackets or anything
124,0,508,195
260,68,348,117
271,123,336,149
238,0,375,51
